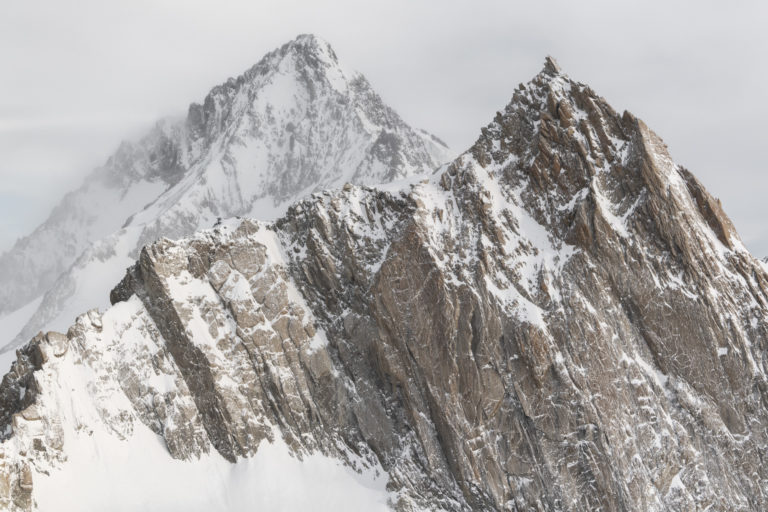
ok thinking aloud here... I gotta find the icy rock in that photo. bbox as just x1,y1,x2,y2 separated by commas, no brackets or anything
0,34,452,357
0,57,766,511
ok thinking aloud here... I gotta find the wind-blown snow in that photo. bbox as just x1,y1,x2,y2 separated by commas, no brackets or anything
0,34,451,358
35,427,390,512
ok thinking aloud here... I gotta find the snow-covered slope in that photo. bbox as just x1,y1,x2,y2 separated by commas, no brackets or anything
0,300,392,512
0,34,450,355
1,57,767,511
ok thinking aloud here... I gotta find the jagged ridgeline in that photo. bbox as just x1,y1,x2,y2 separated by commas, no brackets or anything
1,52,767,511
0,34,450,357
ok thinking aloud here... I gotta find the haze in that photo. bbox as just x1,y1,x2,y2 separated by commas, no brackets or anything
1,0,766,256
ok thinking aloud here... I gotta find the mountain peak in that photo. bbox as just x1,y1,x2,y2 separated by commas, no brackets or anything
181,35,449,195
280,33,339,66
289,32,324,45
0,35,451,349
466,55,747,271
1,43,768,512
194,34,346,105
287,33,331,50
541,55,563,76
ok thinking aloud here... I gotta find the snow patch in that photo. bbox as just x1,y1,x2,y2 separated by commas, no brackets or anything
34,422,391,512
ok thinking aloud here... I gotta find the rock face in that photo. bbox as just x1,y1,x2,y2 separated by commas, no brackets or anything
1,59,767,511
0,34,450,354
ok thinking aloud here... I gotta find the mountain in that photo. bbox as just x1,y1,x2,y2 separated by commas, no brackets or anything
0,34,450,357
1,57,767,511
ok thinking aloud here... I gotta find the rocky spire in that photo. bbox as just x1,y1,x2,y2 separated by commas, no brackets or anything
0,54,766,512
541,54,562,76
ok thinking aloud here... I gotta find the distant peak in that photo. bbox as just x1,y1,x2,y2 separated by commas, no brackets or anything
286,33,324,50
282,33,338,64
542,55,563,76
291,33,325,45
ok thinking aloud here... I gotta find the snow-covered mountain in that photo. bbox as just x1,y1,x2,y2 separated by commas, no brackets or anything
0,35,450,356
0,57,767,511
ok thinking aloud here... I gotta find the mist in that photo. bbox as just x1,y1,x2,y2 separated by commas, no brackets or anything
2,0,766,255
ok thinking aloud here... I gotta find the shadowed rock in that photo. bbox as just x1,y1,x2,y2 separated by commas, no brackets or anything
0,58,766,511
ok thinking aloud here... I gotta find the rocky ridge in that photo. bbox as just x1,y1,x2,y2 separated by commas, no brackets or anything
0,34,450,354
0,58,767,511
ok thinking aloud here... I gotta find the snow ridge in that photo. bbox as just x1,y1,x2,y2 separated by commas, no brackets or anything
0,57,767,512
0,34,451,357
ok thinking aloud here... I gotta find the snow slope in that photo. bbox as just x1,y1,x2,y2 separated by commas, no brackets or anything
37,434,390,512
0,34,451,357
2,292,393,512
0,57,768,511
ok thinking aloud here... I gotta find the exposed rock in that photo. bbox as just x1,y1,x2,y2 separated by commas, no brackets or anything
0,34,451,356
0,58,766,511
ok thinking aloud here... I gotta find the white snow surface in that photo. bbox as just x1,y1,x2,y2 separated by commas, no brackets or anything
4,51,766,512
6,270,394,511
35,427,390,512
0,34,450,358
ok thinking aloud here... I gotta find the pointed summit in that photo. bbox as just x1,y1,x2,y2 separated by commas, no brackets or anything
2,49,767,512
287,32,326,47
541,55,562,76
1,44,768,512
284,33,337,59
468,54,746,258
264,33,342,72
183,34,449,203
0,35,451,353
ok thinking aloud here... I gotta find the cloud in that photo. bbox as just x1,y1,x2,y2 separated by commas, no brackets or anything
1,0,766,255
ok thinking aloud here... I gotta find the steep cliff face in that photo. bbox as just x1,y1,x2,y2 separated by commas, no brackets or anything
1,58,767,511
0,34,450,355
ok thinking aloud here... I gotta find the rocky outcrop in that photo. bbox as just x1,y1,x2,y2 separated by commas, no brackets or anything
0,58,767,511
0,34,451,355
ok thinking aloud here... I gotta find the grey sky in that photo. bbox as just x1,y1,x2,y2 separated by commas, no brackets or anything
1,1,766,256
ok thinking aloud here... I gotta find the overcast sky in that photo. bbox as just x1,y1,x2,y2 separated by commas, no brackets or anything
1,1,766,256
